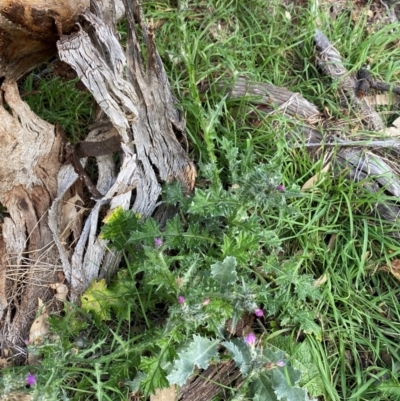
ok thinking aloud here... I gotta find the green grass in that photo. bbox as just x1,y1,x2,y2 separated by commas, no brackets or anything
3,0,400,400
21,73,94,143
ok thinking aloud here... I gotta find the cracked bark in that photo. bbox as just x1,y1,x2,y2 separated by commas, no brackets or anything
0,0,196,360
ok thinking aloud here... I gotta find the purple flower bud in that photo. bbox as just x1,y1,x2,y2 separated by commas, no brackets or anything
24,339,30,345
277,185,285,191
178,295,185,304
202,298,210,306
26,373,36,386
244,332,257,346
154,237,163,247
276,360,285,367
254,308,264,317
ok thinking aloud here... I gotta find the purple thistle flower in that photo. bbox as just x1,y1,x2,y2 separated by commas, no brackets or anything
254,308,264,317
154,237,163,247
276,360,286,367
277,184,285,191
244,332,257,346
177,295,185,304
26,373,36,386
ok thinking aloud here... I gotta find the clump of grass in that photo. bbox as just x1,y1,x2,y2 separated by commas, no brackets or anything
21,71,94,143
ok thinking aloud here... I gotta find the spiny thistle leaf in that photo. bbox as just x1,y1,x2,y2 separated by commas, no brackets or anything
377,378,400,400
267,337,325,398
292,311,322,341
162,181,189,207
167,335,220,386
222,338,252,375
128,218,161,246
164,215,184,248
80,272,138,322
271,368,315,401
294,342,325,398
188,187,235,217
100,207,141,249
250,375,280,401
260,349,316,401
124,371,146,392
211,256,238,287
250,370,315,401
106,269,137,320
140,357,170,396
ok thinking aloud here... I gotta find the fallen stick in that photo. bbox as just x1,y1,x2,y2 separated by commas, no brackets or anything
314,29,385,131
292,139,400,148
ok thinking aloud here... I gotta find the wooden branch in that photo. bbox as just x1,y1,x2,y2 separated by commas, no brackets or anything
356,68,400,96
370,80,400,96
291,139,400,148
66,143,104,200
218,77,320,123
314,29,384,131
178,360,243,401
74,136,121,158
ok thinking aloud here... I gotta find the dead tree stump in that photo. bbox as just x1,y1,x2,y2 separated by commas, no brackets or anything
0,0,195,361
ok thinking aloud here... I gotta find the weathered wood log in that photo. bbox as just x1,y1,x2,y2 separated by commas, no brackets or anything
178,359,244,401
52,0,196,298
218,77,321,123
0,79,63,354
0,0,196,361
0,0,89,79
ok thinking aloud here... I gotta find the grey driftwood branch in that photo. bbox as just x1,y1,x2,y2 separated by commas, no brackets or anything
369,79,400,95
218,77,320,123
313,29,400,201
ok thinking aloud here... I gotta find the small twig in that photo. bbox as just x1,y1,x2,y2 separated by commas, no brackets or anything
291,139,400,148
65,143,104,200
369,80,400,96
74,136,121,158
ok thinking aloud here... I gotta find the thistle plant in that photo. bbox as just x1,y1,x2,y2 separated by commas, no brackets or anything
95,138,320,399
0,99,322,401
0,136,322,401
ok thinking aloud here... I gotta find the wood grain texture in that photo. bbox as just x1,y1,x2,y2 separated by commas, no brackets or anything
0,80,63,355
178,360,243,401
0,0,195,355
0,0,89,79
